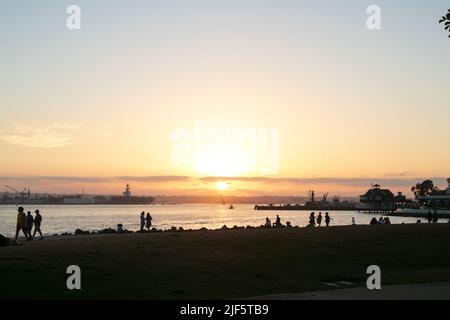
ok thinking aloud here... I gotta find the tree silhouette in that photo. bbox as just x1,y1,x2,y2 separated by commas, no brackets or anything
411,180,440,204
439,9,450,37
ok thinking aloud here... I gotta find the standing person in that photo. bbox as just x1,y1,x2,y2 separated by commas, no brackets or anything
433,210,439,224
274,215,282,227
309,212,316,227
427,211,433,223
145,213,153,231
325,212,332,227
316,212,323,227
15,207,29,241
265,217,271,228
140,211,145,232
33,210,44,240
26,211,34,240
352,217,356,225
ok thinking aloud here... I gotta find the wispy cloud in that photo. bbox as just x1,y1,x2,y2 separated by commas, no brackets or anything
0,123,81,148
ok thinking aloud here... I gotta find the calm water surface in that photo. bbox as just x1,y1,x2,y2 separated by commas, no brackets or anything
0,204,425,236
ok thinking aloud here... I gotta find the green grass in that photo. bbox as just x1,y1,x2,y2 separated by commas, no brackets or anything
1,224,450,299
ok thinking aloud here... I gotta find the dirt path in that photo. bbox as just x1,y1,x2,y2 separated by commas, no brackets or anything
248,281,450,300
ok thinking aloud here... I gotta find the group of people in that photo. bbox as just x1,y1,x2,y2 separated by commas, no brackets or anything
427,211,440,224
264,212,333,228
265,215,283,227
309,212,332,227
370,216,391,225
140,211,153,231
15,207,44,241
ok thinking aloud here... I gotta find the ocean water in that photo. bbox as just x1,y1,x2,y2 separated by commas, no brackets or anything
0,204,428,237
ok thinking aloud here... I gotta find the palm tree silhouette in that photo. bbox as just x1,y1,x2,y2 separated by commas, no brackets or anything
439,9,450,37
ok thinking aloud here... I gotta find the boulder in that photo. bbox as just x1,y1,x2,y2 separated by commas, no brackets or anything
0,234,11,247
99,228,116,234
75,229,90,235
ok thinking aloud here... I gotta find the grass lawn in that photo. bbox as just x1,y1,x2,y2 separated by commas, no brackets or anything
1,224,450,299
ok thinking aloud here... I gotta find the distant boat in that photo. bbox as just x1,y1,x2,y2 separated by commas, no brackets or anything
229,205,234,210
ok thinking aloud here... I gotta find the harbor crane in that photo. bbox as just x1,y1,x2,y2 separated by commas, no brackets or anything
4,185,28,202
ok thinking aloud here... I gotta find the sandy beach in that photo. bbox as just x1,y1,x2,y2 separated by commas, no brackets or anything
1,223,450,299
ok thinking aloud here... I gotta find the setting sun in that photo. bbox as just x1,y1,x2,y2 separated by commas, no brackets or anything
216,181,229,191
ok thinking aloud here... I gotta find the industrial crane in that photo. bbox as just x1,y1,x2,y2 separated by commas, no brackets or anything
4,185,28,202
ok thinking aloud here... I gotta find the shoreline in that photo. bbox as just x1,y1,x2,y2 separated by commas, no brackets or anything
4,219,449,243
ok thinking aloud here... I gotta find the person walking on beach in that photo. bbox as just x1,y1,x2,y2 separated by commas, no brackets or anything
325,212,332,227
145,212,153,231
140,211,145,231
309,212,316,227
15,207,29,241
26,211,34,240
33,210,44,240
265,217,271,228
427,211,433,223
316,212,323,227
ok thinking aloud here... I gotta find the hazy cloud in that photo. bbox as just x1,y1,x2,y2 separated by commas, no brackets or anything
1,175,447,189
0,123,81,148
200,176,449,187
0,175,192,184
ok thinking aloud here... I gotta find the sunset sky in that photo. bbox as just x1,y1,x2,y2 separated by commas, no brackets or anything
1,0,449,196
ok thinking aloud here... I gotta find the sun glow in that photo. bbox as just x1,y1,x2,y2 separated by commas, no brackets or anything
216,181,229,191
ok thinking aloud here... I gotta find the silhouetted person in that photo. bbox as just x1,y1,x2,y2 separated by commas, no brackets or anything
15,207,29,241
324,212,332,227
274,215,282,227
265,217,271,228
427,211,433,223
33,209,44,240
352,217,356,225
140,211,145,231
433,210,439,224
370,217,378,225
384,217,391,225
26,211,34,240
378,217,385,224
317,212,323,227
309,212,316,227
145,212,153,231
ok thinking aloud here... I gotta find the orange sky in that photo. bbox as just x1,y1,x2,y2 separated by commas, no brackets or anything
1,1,449,196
